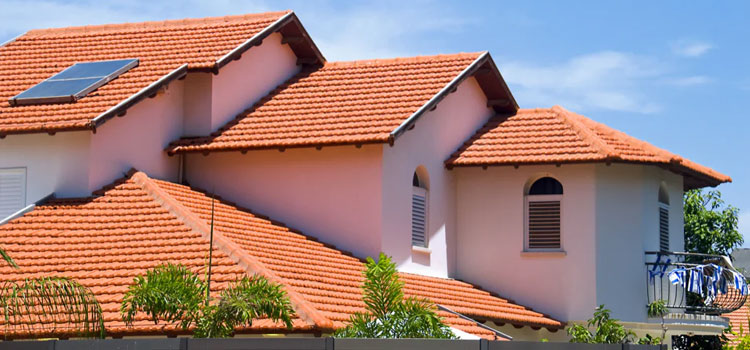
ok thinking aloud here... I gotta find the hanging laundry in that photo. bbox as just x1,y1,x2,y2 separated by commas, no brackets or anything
666,263,747,297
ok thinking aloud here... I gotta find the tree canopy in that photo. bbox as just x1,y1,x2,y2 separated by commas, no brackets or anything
684,189,742,256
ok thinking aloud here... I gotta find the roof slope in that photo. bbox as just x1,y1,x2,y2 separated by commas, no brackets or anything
446,106,730,189
0,11,321,136
168,52,516,154
724,302,749,343
0,171,562,339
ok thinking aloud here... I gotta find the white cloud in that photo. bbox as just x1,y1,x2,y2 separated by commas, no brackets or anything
671,40,713,58
500,51,663,113
663,75,712,87
299,3,471,61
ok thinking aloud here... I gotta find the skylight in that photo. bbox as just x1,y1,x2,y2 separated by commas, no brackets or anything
9,59,139,106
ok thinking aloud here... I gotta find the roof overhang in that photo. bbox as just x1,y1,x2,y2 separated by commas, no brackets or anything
389,51,517,144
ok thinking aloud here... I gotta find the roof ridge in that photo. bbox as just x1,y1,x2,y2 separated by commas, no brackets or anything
323,52,483,67
129,171,335,332
551,105,618,161
24,11,291,37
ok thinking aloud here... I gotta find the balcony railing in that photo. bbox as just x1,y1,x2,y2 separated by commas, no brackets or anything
645,251,747,315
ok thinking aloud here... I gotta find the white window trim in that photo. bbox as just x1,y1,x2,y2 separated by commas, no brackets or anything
412,186,429,248
524,193,564,253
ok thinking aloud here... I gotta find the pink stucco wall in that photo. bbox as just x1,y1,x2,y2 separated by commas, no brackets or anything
381,77,494,277
184,145,384,259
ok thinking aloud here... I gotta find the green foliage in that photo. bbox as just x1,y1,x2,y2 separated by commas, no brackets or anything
0,247,18,268
0,277,105,338
121,263,207,330
567,305,635,344
335,253,456,339
647,299,668,318
121,263,293,338
684,189,742,256
638,334,662,345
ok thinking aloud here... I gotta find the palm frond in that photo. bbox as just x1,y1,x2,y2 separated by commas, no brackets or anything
0,277,104,339
336,253,455,339
0,247,18,269
195,275,294,338
120,263,206,330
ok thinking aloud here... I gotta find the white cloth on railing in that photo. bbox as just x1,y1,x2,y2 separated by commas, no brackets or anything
667,263,747,297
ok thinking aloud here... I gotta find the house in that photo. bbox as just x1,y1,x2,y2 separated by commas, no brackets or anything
0,10,735,345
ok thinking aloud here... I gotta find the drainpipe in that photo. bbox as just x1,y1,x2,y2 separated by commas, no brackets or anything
178,153,185,184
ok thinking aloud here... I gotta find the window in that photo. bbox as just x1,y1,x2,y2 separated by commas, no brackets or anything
412,168,429,247
658,184,670,251
0,168,26,219
525,177,563,250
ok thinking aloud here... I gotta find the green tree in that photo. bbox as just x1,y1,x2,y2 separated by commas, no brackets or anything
0,248,104,338
334,253,455,339
567,305,634,344
121,263,294,338
684,189,742,256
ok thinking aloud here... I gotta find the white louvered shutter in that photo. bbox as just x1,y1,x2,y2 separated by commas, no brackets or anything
527,196,561,250
412,187,428,247
659,205,669,251
0,168,26,219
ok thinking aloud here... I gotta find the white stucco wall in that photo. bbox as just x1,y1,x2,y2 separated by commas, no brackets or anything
0,131,92,203
455,164,598,322
184,145,384,260
89,79,185,192
593,163,684,323
381,77,494,278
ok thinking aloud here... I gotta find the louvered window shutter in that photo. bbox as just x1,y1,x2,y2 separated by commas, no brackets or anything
412,187,428,247
0,168,26,219
659,205,669,251
526,196,561,250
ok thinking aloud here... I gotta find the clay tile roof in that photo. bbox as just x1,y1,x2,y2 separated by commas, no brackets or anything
0,171,562,339
0,11,297,136
724,302,749,343
167,53,492,153
446,106,731,190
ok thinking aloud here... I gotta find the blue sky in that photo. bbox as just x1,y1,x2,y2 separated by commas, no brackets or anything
1,1,748,247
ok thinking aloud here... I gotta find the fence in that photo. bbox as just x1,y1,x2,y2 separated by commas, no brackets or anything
0,338,666,350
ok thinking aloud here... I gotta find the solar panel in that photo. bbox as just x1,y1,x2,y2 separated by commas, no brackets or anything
9,59,139,106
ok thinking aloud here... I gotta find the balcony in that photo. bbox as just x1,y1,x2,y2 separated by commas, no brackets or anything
645,251,746,315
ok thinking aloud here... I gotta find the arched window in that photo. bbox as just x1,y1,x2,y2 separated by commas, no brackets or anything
525,177,563,250
658,183,669,251
412,167,429,248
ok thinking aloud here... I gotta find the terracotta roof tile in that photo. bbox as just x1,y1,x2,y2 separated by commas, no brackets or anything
167,53,483,153
0,12,290,135
0,171,562,339
446,106,731,189
725,303,749,343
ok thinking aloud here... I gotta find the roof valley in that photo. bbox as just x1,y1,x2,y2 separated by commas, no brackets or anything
129,170,334,331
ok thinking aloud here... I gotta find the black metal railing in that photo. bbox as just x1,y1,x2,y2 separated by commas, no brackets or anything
645,251,746,315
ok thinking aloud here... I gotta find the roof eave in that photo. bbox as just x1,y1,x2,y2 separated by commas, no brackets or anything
209,11,325,74
90,64,188,131
389,52,518,143
446,158,731,190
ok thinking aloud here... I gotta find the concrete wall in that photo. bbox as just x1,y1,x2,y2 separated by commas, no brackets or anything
0,131,91,202
89,79,185,191
381,77,493,278
454,164,598,322
184,145,384,260
593,163,684,323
